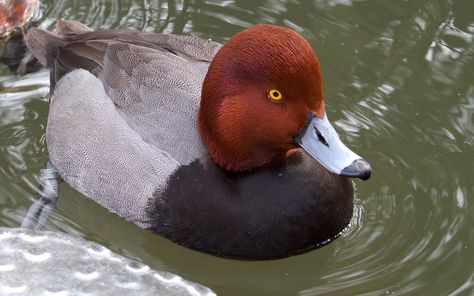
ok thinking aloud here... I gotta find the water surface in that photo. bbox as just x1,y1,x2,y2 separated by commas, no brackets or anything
0,0,473,295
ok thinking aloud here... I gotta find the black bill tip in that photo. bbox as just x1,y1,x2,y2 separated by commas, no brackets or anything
341,159,372,180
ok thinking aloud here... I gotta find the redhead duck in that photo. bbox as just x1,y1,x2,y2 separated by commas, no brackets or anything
26,20,371,259
0,0,39,38
0,0,42,74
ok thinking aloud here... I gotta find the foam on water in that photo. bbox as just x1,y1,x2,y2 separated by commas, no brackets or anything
0,227,216,296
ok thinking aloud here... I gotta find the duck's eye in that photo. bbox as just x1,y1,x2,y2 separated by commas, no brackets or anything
268,89,283,102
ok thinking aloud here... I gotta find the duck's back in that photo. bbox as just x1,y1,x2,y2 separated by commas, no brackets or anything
99,40,211,164
29,20,222,164
27,21,222,226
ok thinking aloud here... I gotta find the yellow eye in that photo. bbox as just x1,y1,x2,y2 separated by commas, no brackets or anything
268,89,283,102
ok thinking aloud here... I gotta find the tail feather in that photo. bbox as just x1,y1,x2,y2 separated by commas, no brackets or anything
56,19,93,35
25,27,65,68
25,20,92,69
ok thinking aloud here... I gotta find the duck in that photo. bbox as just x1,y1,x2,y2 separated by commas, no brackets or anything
0,0,42,74
0,0,39,38
26,20,371,260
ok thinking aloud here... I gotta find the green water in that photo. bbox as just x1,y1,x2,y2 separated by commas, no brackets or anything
1,0,473,295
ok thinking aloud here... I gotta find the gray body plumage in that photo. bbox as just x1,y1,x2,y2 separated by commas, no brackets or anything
32,21,222,226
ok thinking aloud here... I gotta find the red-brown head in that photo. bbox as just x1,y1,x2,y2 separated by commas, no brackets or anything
198,24,371,179
198,24,324,171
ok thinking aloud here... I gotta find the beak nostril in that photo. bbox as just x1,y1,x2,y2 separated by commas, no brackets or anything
314,127,329,147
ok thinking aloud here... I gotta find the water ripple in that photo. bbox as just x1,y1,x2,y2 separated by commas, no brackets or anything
0,1,472,296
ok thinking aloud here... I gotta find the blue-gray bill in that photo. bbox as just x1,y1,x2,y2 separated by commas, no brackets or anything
294,112,371,180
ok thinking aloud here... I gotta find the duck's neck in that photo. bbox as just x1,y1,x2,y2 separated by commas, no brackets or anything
197,98,289,172
199,116,301,172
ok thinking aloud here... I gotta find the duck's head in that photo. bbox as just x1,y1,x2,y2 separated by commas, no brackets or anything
198,24,371,180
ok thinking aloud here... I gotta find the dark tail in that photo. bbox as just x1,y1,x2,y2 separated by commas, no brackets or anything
25,27,65,69
25,20,93,69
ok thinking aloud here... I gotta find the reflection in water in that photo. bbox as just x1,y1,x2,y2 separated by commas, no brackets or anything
0,0,473,295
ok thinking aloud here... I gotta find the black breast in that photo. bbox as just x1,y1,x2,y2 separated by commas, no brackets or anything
146,150,353,260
